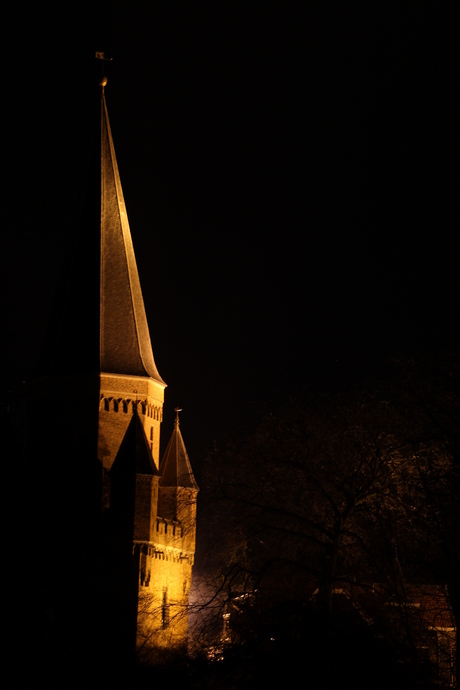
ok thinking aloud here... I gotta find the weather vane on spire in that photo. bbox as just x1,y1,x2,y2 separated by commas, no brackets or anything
174,407,182,427
95,51,113,62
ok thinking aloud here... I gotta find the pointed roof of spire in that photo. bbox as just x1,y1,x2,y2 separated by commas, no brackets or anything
159,409,199,490
100,83,165,384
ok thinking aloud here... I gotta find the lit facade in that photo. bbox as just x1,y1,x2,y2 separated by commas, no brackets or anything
97,82,199,659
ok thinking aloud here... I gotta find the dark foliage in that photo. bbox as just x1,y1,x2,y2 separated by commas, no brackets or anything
194,349,459,687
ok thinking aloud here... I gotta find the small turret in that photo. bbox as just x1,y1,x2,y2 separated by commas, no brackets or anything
158,409,199,551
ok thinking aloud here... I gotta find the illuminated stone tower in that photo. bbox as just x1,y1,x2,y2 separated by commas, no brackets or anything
23,78,198,668
97,79,198,660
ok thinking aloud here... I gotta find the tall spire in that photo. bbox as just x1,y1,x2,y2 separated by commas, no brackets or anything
99,81,164,384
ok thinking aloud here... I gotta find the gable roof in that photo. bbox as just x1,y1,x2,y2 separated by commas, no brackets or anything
111,410,159,477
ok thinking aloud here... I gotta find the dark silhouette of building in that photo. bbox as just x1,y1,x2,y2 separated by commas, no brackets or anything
21,76,198,670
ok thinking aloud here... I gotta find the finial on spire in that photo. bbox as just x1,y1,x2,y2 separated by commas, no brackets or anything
174,407,182,428
96,52,112,89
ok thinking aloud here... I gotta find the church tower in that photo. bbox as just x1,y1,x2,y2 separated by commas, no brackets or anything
23,76,198,668
97,78,199,660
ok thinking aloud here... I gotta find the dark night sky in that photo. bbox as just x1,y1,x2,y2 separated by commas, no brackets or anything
3,5,458,468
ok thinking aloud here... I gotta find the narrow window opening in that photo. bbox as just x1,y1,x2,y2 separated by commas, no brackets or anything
162,588,170,628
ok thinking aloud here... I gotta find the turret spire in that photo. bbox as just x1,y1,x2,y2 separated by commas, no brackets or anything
160,412,198,490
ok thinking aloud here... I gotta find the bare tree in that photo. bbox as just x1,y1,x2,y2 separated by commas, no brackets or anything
194,351,459,686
